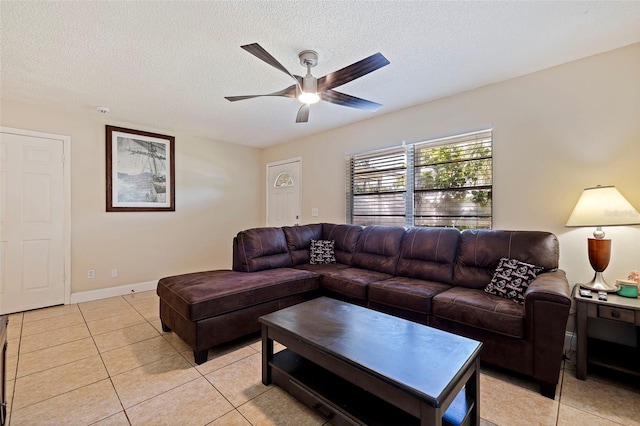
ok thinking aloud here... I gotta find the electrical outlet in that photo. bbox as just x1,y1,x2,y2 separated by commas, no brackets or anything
87,269,96,279
111,268,118,278
311,207,319,217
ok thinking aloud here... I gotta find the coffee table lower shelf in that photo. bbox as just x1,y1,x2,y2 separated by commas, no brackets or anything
271,349,472,426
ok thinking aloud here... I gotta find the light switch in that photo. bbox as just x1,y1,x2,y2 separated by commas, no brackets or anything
311,208,318,217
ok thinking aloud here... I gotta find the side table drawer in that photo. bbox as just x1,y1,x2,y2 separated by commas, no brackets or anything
598,305,636,324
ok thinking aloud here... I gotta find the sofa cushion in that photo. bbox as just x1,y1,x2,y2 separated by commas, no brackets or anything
485,258,544,304
282,224,323,265
310,239,336,264
368,277,451,314
234,227,293,272
453,229,559,290
352,225,405,275
432,287,525,338
396,227,460,283
322,223,363,265
320,267,392,301
157,268,320,321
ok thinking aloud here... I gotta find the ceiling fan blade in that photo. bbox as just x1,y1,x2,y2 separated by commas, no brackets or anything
320,90,382,111
225,84,297,102
317,52,389,92
241,43,300,87
296,104,309,123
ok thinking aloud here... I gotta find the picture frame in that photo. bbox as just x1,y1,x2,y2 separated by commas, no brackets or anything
106,125,175,212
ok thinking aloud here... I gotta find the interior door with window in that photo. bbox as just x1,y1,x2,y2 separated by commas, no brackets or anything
267,158,301,227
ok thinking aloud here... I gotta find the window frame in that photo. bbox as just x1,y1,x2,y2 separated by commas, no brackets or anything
346,129,493,229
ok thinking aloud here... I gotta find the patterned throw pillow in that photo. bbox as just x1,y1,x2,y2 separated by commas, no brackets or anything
309,239,336,264
484,258,544,304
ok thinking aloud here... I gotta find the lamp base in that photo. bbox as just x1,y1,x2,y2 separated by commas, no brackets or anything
579,272,618,292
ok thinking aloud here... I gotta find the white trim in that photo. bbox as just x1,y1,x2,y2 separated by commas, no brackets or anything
266,157,302,226
0,126,72,305
267,156,302,167
70,280,158,304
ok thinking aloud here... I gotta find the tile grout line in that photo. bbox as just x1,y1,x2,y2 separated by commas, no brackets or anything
82,297,131,425
196,344,265,422
10,301,119,422
94,294,188,424
12,338,99,381
17,330,88,355
0,298,539,425
117,297,247,425
6,313,24,426
14,293,635,425
113,294,238,424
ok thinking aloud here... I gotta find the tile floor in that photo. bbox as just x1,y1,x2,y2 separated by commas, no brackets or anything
4,290,640,425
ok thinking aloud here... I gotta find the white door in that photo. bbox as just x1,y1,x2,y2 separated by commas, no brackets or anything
267,158,301,227
0,129,69,314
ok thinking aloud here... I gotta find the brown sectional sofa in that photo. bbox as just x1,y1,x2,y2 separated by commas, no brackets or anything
157,222,571,398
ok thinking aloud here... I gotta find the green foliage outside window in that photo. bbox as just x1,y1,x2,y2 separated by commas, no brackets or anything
416,141,491,206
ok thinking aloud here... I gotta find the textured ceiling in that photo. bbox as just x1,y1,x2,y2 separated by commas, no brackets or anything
1,1,639,147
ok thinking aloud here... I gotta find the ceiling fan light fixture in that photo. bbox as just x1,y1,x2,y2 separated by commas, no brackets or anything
298,91,320,104
226,43,389,122
298,70,319,104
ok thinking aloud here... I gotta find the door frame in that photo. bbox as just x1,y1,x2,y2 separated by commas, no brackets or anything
266,157,302,226
1,126,72,305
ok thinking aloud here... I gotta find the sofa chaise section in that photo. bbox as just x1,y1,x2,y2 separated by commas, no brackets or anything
158,226,321,364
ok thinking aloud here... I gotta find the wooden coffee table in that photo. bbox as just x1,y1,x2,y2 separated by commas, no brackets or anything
259,297,482,426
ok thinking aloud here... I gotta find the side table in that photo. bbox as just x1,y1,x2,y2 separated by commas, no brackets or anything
574,287,640,380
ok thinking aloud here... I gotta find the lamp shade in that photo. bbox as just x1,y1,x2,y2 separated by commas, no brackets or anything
566,186,640,227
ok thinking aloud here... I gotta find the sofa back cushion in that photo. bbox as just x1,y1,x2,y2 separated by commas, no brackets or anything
322,223,363,266
233,227,293,272
396,227,461,283
352,225,406,275
282,224,323,265
453,229,559,289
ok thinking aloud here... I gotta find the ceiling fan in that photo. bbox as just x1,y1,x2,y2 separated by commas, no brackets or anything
225,43,390,123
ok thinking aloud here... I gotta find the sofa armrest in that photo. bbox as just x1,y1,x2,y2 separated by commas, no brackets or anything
524,269,571,388
525,269,572,306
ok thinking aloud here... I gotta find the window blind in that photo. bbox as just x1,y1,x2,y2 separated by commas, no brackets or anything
413,130,492,229
347,146,406,226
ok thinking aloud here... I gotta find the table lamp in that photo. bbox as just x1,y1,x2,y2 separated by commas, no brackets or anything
566,185,640,292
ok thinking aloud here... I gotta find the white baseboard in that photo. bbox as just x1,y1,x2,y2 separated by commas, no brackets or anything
70,280,158,304
565,331,577,353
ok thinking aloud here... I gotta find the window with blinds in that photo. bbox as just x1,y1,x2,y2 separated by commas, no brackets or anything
346,129,492,229
347,146,407,226
414,130,492,229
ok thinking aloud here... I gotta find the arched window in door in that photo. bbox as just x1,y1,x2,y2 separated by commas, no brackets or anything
274,172,294,188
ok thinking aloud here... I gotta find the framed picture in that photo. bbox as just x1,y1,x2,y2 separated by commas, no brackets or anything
106,126,175,212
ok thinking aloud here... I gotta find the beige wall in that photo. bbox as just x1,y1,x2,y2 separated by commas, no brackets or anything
1,44,638,301
0,100,263,294
263,43,640,288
